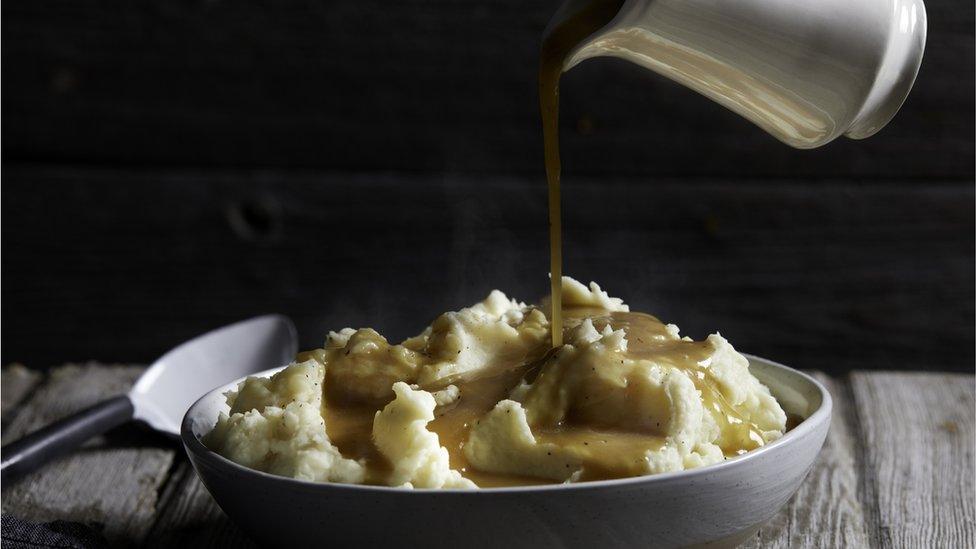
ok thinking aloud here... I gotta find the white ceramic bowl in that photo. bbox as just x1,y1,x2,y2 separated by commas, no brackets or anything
182,355,831,548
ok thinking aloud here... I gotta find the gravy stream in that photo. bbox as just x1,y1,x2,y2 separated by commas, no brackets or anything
540,0,625,347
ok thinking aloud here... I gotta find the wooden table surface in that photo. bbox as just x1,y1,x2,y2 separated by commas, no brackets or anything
1,363,973,548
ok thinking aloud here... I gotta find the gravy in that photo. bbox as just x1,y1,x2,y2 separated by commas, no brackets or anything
323,356,553,487
319,308,781,485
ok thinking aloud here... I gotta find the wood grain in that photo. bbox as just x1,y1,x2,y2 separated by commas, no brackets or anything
145,461,255,548
1,0,972,178
1,364,42,426
745,373,872,548
2,168,972,374
0,364,176,545
850,372,976,548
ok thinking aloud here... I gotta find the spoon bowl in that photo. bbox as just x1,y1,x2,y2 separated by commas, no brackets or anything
132,315,298,436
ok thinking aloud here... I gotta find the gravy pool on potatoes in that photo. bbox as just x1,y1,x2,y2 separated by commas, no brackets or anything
204,278,791,488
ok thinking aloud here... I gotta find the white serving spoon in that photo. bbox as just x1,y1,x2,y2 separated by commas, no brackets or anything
0,315,297,484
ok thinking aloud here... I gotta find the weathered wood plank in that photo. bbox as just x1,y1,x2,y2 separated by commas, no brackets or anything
1,363,42,426
144,461,255,548
2,0,971,178
743,373,872,548
2,169,973,376
0,363,176,545
850,372,975,548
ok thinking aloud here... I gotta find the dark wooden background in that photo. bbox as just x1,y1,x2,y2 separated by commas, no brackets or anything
2,0,973,374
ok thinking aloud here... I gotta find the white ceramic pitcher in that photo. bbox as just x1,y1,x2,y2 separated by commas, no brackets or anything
558,0,927,148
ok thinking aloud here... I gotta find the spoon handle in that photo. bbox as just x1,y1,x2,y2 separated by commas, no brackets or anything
0,395,134,485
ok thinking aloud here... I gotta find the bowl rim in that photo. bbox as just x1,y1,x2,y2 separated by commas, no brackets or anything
182,353,832,494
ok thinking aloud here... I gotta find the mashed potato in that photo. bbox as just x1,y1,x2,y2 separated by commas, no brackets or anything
203,359,365,483
205,277,787,488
